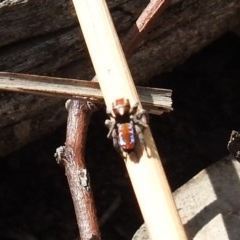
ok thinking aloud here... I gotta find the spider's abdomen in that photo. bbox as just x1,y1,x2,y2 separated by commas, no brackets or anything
117,122,135,151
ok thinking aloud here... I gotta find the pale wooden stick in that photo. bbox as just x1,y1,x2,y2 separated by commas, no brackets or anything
0,71,172,115
71,0,187,239
91,0,169,80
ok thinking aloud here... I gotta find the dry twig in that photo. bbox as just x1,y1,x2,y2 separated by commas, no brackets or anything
55,99,100,240
122,0,169,57
0,71,172,115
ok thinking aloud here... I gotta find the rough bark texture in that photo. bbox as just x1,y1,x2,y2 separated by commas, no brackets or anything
0,0,240,156
55,99,100,240
1,0,239,79
0,93,67,156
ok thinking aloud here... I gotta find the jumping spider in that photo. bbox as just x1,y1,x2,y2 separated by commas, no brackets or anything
105,98,148,155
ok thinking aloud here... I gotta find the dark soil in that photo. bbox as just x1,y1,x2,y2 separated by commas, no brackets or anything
0,32,240,240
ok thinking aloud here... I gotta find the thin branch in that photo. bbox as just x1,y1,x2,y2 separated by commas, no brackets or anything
55,99,101,240
99,194,121,227
122,0,170,57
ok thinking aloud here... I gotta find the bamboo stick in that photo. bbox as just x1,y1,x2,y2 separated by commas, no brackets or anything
71,0,187,239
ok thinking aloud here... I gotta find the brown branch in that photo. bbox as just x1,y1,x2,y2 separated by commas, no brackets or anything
55,99,101,240
122,0,170,57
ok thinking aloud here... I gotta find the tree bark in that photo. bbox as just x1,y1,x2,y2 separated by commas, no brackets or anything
0,93,67,156
0,0,239,156
0,0,239,79
55,99,101,240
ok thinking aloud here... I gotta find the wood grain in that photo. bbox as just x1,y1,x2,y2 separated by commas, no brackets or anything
0,72,172,114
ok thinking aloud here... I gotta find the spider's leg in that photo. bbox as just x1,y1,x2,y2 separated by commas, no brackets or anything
110,128,124,156
136,109,148,120
135,124,151,157
111,128,120,150
131,115,148,128
129,101,139,115
135,124,146,147
105,119,116,139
